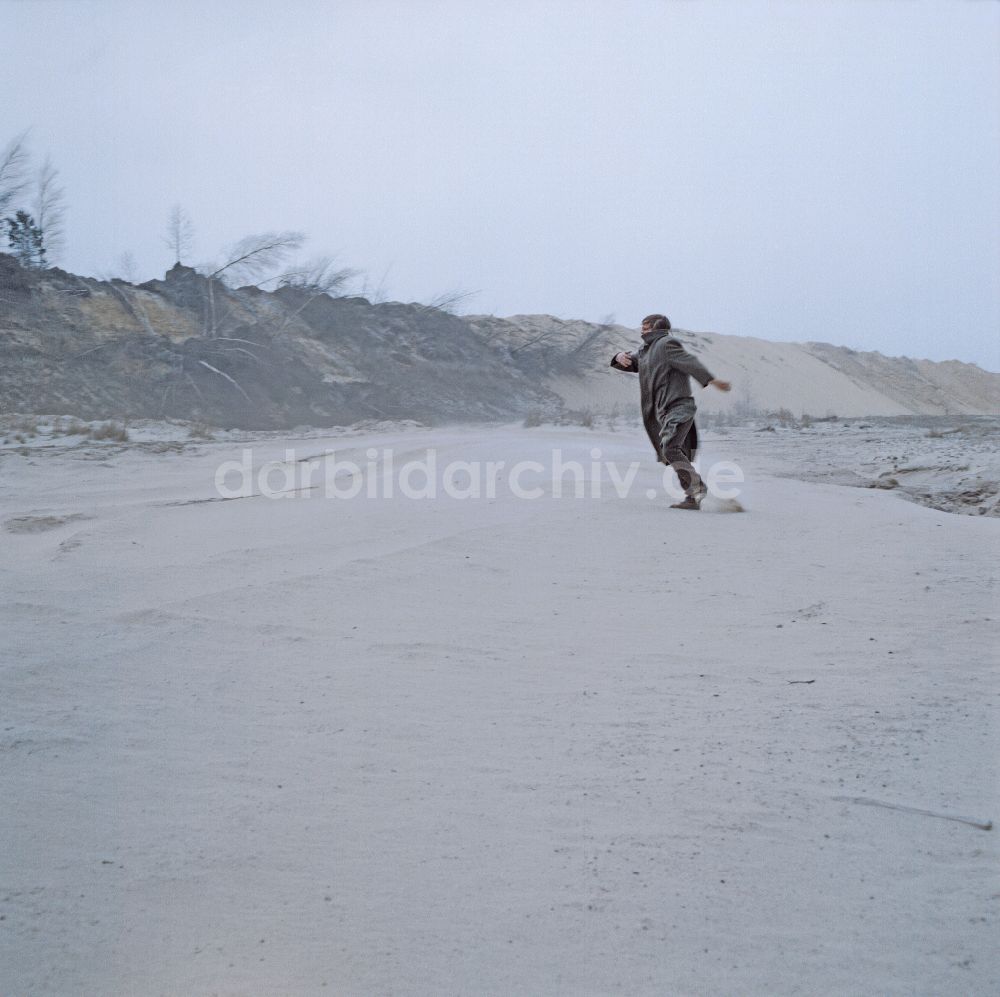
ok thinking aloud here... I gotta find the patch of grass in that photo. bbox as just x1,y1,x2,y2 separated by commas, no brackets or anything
187,422,215,440
89,422,129,442
58,420,90,436
561,408,595,429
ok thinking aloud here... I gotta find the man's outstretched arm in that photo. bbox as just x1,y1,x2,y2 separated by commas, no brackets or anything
661,340,731,391
610,351,637,372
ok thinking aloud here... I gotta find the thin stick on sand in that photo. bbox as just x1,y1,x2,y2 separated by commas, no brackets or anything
834,796,993,831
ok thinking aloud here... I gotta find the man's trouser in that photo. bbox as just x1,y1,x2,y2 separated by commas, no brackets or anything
657,397,703,497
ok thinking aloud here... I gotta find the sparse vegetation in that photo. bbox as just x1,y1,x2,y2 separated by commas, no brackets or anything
6,209,45,268
425,288,478,315
187,422,215,440
0,132,30,217
33,156,65,262
522,408,598,429
732,384,758,420
58,419,90,436
2,134,66,267
277,256,359,296
89,422,129,442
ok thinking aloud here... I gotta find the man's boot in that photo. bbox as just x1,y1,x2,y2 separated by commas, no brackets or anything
670,495,700,510
671,482,706,511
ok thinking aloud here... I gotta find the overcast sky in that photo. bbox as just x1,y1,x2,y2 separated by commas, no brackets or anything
4,0,998,367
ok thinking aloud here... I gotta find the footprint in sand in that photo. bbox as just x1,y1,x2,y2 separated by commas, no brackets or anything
795,601,826,619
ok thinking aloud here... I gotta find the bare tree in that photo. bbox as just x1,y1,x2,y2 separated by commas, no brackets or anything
270,256,361,334
33,156,66,263
96,250,139,282
164,204,194,264
209,230,305,286
116,251,138,282
0,132,30,218
275,255,358,293
199,230,305,337
568,313,616,367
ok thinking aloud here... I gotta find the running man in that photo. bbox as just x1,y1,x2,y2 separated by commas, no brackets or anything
610,314,731,509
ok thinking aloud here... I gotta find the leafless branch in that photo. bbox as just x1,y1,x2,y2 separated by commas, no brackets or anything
185,372,206,404
209,231,306,285
0,131,30,217
34,155,66,263
115,251,138,282
426,287,479,315
272,256,361,333
196,359,253,401
273,256,359,295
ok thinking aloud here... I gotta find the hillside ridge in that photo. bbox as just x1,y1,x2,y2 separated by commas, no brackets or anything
1,256,996,427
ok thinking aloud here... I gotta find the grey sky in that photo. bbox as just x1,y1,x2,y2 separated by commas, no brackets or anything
4,0,998,368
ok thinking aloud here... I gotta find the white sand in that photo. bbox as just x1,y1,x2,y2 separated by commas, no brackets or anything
468,314,1000,419
2,425,998,995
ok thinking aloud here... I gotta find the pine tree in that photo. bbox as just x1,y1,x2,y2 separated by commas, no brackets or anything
6,209,45,268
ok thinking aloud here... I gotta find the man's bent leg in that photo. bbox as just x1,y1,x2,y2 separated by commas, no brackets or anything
660,416,704,499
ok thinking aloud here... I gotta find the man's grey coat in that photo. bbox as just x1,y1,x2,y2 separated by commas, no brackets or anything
609,329,715,461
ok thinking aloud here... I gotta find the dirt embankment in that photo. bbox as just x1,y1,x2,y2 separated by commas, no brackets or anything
2,255,997,428
0,256,559,429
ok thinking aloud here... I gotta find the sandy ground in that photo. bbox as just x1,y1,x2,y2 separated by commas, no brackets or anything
1,423,998,995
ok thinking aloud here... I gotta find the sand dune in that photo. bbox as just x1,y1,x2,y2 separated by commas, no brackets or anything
468,314,1000,418
1,424,997,994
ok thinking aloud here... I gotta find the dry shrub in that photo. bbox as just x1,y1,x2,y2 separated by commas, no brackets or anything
90,422,129,442
59,420,90,436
